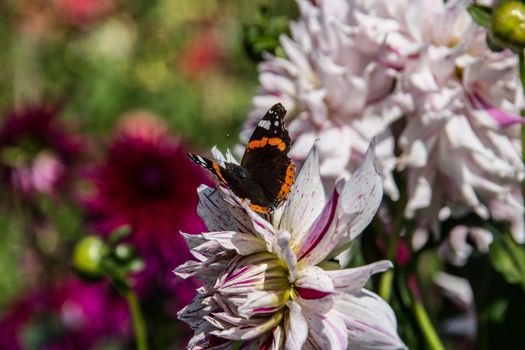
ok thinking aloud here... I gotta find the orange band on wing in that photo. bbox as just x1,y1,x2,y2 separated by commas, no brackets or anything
247,137,286,151
277,162,296,200
248,203,270,214
212,162,228,184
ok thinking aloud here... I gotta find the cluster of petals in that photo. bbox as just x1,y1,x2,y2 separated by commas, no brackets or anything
244,0,525,245
176,142,405,349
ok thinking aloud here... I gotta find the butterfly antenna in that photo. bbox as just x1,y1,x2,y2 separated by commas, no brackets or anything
226,133,233,162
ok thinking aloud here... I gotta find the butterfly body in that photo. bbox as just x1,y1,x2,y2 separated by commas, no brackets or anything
187,103,295,213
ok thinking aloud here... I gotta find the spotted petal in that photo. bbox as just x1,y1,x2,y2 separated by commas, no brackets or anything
335,141,383,250
304,308,349,350
334,290,407,349
284,302,308,350
280,143,326,248
325,260,393,293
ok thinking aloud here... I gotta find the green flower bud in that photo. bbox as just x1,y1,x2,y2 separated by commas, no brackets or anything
490,1,525,53
72,236,108,281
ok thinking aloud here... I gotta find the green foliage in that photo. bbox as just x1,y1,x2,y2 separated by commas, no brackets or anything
489,230,525,285
467,4,492,28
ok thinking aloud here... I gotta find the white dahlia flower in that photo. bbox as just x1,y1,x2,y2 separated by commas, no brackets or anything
175,143,405,349
245,0,524,244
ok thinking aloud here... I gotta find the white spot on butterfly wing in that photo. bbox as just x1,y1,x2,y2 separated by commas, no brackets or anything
258,119,272,130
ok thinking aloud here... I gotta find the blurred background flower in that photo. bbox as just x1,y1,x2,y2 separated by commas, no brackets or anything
0,102,84,200
0,277,131,350
81,111,208,302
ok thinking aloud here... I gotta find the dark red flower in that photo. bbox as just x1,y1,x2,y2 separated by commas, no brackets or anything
0,102,84,198
83,112,209,300
0,277,131,350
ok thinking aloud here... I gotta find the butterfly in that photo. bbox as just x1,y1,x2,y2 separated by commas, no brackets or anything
187,103,295,214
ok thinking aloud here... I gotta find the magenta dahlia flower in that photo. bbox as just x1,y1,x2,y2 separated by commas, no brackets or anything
0,102,84,198
83,112,209,300
0,277,130,350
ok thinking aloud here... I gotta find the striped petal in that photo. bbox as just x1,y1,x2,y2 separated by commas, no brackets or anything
209,311,283,340
304,308,349,350
198,185,254,232
296,188,342,265
202,231,266,255
284,302,308,350
295,266,334,314
238,290,289,318
325,260,393,293
335,141,383,250
334,290,407,349
280,143,326,247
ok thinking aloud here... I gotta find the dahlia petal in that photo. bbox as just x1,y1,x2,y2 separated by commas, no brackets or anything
296,187,340,264
334,290,407,349
187,322,235,350
295,266,334,298
198,185,254,232
210,312,283,340
285,302,308,350
295,266,335,314
273,230,297,280
202,231,266,255
468,93,525,127
280,143,325,247
325,260,392,293
238,290,289,318
304,309,348,350
238,201,277,252
336,140,383,248
178,294,214,330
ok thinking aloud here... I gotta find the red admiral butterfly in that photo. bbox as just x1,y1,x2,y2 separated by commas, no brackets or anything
187,103,295,214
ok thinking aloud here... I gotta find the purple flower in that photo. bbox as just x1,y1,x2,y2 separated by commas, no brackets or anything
83,112,209,301
0,102,84,198
0,277,131,350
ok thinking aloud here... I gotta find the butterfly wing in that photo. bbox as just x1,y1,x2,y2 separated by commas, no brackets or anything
241,103,295,208
186,153,230,186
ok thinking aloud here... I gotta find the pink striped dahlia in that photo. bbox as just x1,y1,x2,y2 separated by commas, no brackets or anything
83,112,208,299
175,143,405,349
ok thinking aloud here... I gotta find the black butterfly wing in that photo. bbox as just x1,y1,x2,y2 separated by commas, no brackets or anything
186,153,230,186
241,103,295,208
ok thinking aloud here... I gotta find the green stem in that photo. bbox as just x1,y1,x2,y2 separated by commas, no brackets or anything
378,195,407,302
125,289,149,350
412,299,445,350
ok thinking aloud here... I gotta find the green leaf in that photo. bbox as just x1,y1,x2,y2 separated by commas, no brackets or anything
489,230,525,285
467,4,493,27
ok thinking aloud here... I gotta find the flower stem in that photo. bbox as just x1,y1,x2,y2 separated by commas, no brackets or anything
125,289,149,350
412,299,445,350
378,194,407,302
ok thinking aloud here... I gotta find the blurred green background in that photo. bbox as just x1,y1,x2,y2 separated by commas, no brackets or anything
0,0,297,310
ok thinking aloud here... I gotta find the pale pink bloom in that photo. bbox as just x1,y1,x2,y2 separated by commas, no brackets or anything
243,0,413,201
386,0,525,243
434,272,477,341
437,225,493,266
248,0,524,246
175,143,405,349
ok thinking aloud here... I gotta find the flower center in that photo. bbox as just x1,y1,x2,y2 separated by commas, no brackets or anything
215,252,292,318
136,164,169,197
